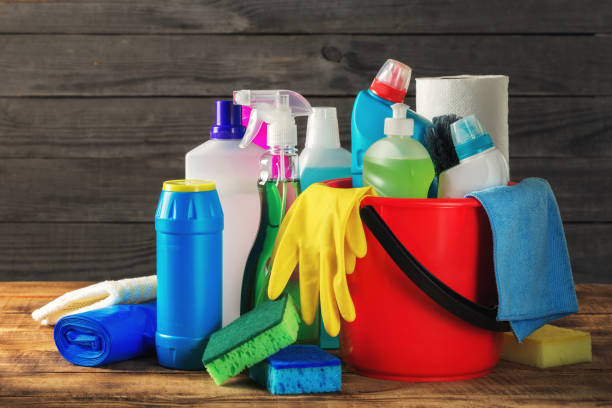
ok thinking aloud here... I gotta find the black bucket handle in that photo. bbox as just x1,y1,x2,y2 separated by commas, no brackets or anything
359,205,511,332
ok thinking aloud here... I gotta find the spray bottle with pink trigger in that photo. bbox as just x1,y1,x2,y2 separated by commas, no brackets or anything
236,90,319,343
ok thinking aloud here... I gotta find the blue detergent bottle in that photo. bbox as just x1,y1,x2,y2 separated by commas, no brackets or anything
155,180,223,370
299,107,351,190
351,59,433,187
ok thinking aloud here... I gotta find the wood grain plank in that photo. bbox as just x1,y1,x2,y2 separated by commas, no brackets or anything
2,312,609,373
563,224,612,284
0,157,608,222
0,282,91,313
0,223,609,283
3,283,609,314
1,96,611,159
573,284,612,314
508,97,612,158
508,159,612,222
1,284,610,406
0,157,181,223
0,369,609,407
0,35,610,97
0,281,89,298
0,1,609,34
0,223,156,281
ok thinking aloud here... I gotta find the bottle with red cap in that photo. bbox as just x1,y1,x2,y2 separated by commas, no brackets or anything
351,59,433,187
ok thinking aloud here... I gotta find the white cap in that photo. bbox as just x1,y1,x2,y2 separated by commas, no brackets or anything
268,108,298,146
266,94,297,146
305,107,340,148
384,103,413,136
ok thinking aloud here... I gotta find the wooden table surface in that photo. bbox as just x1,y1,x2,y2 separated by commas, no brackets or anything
1,282,611,407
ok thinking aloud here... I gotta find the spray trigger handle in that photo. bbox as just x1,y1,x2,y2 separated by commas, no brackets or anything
239,108,263,148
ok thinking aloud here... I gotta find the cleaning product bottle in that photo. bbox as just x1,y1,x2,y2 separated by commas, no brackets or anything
363,103,435,198
299,106,350,349
185,101,263,327
155,180,223,370
299,107,351,190
437,115,509,198
235,89,319,344
351,59,433,187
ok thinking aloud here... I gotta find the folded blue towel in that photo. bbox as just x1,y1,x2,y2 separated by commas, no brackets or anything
467,178,578,341
54,302,156,366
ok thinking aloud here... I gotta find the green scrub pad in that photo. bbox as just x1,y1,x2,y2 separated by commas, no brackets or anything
202,295,300,385
501,324,592,368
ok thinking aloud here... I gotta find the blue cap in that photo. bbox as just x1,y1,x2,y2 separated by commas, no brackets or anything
210,100,245,139
451,115,495,161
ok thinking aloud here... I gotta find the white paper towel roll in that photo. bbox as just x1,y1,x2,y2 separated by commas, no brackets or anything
416,75,509,168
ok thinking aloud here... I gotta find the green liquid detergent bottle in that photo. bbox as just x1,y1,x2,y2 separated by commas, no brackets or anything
236,90,319,344
363,103,434,198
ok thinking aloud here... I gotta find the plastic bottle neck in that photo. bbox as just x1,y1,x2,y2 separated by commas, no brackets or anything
260,145,299,183
387,133,412,139
365,89,395,105
459,146,495,164
268,145,297,155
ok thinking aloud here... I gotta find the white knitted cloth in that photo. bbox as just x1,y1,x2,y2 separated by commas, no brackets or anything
32,275,156,325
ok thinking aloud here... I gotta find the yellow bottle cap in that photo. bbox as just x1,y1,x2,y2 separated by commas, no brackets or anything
162,179,216,192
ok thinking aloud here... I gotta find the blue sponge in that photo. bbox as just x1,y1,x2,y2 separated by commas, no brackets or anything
250,345,341,394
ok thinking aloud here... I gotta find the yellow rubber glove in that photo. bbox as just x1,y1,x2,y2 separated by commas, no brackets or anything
267,183,376,337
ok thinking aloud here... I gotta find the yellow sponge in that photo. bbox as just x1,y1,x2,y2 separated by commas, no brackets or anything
501,325,592,368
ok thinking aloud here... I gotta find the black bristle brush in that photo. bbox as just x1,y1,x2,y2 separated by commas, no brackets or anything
425,114,462,176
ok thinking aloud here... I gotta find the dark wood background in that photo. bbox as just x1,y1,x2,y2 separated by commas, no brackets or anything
0,1,610,283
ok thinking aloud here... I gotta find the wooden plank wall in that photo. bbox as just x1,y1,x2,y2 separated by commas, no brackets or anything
0,1,610,282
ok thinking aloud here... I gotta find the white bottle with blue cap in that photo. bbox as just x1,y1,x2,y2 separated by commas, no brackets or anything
185,101,263,327
438,115,509,198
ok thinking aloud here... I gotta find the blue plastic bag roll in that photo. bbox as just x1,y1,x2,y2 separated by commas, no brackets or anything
54,302,156,367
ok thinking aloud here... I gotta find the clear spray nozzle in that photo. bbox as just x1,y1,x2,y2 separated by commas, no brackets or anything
233,90,312,148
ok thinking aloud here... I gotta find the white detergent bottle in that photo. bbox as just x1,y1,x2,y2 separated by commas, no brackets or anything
185,100,263,326
438,115,509,198
299,107,351,190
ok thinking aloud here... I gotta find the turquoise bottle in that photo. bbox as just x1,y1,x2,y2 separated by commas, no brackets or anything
351,59,433,187
299,107,351,190
298,106,351,348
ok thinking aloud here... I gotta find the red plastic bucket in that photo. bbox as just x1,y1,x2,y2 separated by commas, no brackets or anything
326,178,503,382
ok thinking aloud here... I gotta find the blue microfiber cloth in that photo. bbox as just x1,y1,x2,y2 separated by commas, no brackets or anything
466,178,578,341
54,302,156,366
250,345,341,394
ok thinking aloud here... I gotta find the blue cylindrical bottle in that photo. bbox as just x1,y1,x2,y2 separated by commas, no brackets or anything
155,179,223,370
